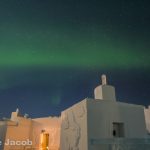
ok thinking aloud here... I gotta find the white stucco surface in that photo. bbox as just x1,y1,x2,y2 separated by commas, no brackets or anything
1,110,61,150
94,85,116,101
144,106,150,134
33,117,61,150
0,122,7,150
60,100,88,150
60,98,147,150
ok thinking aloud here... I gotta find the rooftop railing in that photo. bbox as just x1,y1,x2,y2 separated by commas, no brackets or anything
90,138,150,150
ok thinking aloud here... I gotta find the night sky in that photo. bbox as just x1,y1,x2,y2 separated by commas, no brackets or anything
0,0,150,118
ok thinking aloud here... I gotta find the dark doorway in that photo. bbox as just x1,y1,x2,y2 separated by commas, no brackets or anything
112,122,124,137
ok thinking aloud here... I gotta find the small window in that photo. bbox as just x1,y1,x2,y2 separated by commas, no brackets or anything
112,122,124,137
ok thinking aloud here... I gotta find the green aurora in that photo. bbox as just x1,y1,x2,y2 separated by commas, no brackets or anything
0,26,149,69
0,0,150,117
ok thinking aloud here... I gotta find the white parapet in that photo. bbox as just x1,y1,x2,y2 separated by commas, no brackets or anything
94,75,116,101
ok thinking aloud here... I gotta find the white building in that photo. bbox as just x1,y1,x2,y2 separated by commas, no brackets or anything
0,75,150,150
60,75,150,150
0,110,60,150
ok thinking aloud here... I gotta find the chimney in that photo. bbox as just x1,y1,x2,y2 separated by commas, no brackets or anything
101,74,107,85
